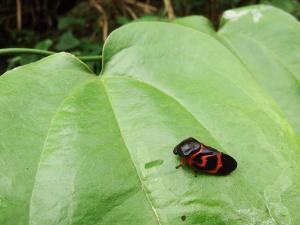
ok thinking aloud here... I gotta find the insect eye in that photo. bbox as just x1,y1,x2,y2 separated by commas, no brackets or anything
182,144,190,151
181,142,200,156
173,148,178,155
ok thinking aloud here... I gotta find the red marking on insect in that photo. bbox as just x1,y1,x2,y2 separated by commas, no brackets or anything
173,137,237,176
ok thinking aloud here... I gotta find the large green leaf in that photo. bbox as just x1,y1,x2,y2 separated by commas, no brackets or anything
102,21,300,225
218,5,300,135
1,5,300,225
0,54,94,224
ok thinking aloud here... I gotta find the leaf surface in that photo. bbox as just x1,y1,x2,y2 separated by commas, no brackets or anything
102,21,300,225
218,5,300,135
0,53,93,224
1,6,300,225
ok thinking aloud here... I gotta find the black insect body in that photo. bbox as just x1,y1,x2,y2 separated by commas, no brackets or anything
173,137,237,176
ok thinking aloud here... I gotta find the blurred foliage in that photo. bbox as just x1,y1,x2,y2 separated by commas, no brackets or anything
262,0,300,18
0,0,300,74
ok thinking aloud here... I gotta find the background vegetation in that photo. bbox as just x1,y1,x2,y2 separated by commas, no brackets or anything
1,0,300,74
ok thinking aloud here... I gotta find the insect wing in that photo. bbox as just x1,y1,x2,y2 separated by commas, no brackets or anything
192,153,218,171
192,152,237,175
202,144,220,154
217,154,237,175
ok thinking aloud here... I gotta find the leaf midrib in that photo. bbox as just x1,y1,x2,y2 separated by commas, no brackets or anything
100,79,162,225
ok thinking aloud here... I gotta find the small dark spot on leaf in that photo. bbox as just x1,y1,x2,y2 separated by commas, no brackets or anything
181,215,186,221
144,160,164,169
26,168,29,170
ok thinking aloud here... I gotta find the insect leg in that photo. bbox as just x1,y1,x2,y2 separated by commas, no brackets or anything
176,158,185,169
189,164,197,177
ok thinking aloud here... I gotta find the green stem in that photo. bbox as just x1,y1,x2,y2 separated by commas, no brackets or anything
0,48,55,56
0,48,102,62
78,55,102,62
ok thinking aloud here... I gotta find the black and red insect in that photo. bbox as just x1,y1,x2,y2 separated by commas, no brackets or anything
173,137,237,176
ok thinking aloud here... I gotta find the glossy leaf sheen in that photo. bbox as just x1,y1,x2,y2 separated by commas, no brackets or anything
1,5,300,225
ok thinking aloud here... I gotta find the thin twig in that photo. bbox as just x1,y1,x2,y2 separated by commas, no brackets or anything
16,0,22,30
89,0,109,41
125,0,157,13
99,16,108,41
163,0,175,19
124,5,137,19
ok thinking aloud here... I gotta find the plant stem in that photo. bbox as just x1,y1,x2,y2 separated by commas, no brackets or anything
78,55,102,62
0,48,102,62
